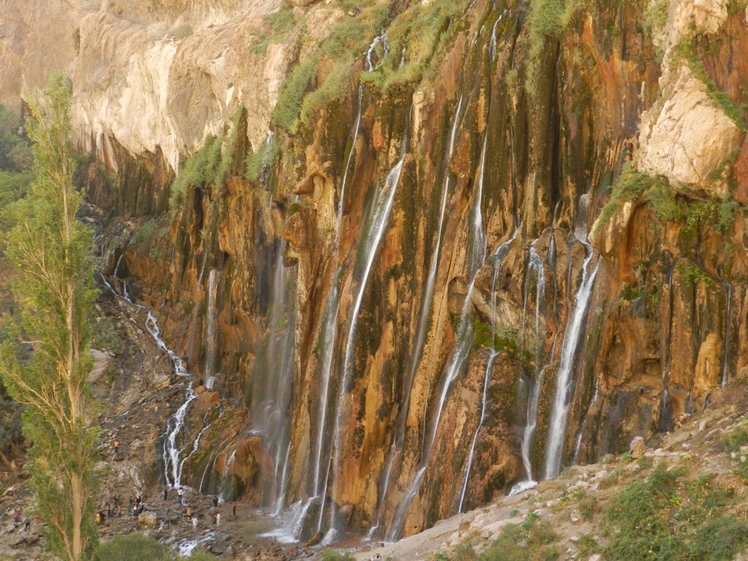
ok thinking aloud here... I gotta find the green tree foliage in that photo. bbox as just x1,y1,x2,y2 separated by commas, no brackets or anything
0,104,34,236
0,72,99,561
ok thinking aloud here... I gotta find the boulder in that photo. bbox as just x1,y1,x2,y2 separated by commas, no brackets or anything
629,436,646,459
137,511,157,528
89,349,112,383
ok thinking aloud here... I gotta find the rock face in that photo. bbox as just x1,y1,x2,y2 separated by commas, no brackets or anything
4,0,748,545
638,66,742,188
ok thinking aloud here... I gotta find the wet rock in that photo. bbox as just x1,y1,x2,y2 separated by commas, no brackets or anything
305,531,323,547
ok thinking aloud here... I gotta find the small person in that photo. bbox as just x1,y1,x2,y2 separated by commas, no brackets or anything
232,501,236,517
212,495,218,508
177,487,184,504
192,516,198,531
163,487,168,501
23,516,30,532
13,508,21,524
113,439,120,460
215,512,221,527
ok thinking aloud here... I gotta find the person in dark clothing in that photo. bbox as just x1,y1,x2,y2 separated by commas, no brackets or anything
212,496,218,508
23,516,30,531
163,487,168,501
232,501,236,517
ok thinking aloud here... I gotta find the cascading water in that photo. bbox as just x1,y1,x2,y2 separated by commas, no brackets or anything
278,45,365,539
456,226,518,513
322,131,408,543
543,195,599,479
250,240,297,512
369,96,464,539
387,125,489,542
163,384,198,488
572,377,599,463
104,258,199,488
721,282,733,388
365,30,389,72
510,244,546,493
204,269,218,389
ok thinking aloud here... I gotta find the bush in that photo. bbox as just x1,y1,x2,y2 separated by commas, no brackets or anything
478,512,559,560
270,58,318,133
170,134,223,210
603,464,748,561
722,424,748,453
321,549,356,561
94,534,167,561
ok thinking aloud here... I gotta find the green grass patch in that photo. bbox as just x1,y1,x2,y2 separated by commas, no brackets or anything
603,463,748,561
722,423,748,453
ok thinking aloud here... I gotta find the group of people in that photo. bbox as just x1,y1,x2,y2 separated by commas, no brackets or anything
12,508,31,531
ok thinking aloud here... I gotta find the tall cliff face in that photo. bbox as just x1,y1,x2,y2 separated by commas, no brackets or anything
6,0,748,543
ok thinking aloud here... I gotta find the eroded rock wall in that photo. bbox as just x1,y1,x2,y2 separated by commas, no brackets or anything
6,0,748,543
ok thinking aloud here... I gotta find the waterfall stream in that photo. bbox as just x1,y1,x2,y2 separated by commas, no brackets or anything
543,196,599,479
100,265,200,489
369,96,464,539
322,136,408,542
387,126,488,542
457,225,518,512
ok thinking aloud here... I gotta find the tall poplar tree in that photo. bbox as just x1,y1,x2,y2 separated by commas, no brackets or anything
0,73,99,560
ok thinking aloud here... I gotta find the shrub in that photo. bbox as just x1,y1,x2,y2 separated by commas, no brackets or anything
170,134,223,210
603,464,748,561
300,60,352,128
478,512,559,560
595,162,663,231
271,58,318,133
321,550,356,561
722,424,748,453
94,534,167,561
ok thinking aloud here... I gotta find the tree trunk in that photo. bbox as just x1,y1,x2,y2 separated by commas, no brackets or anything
71,473,83,560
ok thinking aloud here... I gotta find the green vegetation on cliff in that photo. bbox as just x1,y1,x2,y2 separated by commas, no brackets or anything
596,162,744,236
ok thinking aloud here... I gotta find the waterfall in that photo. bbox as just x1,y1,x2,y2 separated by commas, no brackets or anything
322,134,408,540
457,225,518,512
387,127,488,542
305,72,366,534
250,240,297,511
163,384,198,488
365,30,389,72
721,282,732,388
369,96,464,539
512,244,547,490
204,269,218,389
543,196,599,479
102,259,198,488
572,377,599,463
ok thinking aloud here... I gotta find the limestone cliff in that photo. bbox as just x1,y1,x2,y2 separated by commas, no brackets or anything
4,0,748,545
